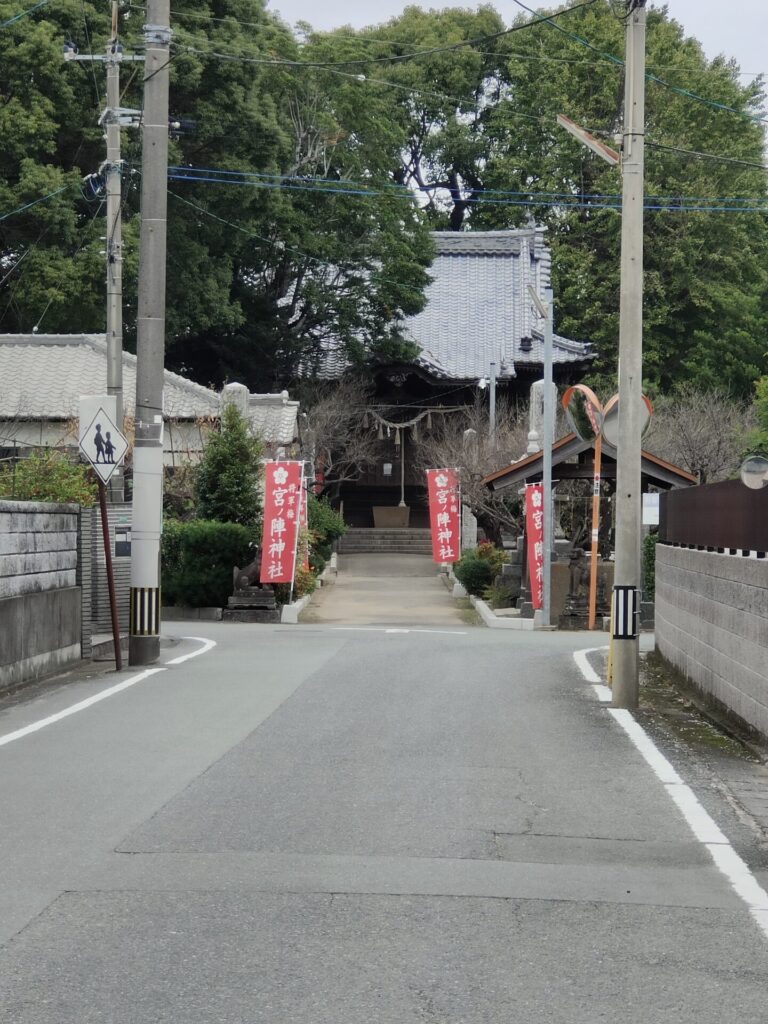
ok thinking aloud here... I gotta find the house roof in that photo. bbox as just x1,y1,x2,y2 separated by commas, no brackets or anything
407,229,590,381
483,433,698,491
0,334,220,420
246,393,300,446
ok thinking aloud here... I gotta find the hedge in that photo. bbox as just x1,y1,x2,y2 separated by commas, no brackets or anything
162,519,254,608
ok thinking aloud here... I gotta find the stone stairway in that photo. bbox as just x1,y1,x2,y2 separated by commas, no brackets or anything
337,528,433,555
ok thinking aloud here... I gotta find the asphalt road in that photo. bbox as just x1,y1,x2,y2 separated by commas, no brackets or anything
2,616,768,1022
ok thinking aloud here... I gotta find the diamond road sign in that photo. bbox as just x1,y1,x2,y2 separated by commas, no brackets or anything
78,396,129,485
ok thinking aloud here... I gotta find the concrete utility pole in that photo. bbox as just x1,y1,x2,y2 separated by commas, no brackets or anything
105,3,123,435
129,0,171,665
612,0,647,708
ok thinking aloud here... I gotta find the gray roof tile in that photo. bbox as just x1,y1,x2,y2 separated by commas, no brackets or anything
0,334,220,420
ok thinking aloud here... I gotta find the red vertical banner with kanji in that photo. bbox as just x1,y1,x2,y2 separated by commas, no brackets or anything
426,468,461,564
525,483,544,610
260,461,303,584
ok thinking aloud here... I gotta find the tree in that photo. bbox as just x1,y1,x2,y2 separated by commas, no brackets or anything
643,384,755,482
194,402,263,527
745,375,768,456
1,0,434,387
301,378,380,496
313,2,768,397
413,398,529,543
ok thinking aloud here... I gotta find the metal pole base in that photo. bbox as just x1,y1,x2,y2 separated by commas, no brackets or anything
128,634,160,665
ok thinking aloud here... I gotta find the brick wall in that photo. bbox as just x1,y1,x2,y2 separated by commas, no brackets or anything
656,544,768,737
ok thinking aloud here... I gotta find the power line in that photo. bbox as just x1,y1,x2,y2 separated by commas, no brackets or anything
0,0,49,28
168,171,768,212
509,0,768,126
646,142,768,171
0,185,70,222
167,189,428,297
168,163,768,202
172,0,599,70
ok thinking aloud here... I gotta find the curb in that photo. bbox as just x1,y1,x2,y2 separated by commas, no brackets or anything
280,594,312,624
470,595,534,630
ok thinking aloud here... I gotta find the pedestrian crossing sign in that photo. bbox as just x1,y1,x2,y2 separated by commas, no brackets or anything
78,395,129,485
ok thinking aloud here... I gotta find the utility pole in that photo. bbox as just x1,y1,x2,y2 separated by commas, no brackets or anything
105,4,122,427
612,0,647,708
528,285,554,628
129,0,171,665
105,2,124,499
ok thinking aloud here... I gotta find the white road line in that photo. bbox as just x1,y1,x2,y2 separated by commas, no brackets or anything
0,635,217,749
0,668,165,748
573,646,768,940
332,627,468,636
573,646,607,684
165,635,217,665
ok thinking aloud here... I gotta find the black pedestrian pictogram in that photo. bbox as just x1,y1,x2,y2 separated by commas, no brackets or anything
104,432,115,464
94,423,106,463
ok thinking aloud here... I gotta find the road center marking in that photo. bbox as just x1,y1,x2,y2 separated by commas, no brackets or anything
332,627,468,636
0,636,216,749
573,645,768,940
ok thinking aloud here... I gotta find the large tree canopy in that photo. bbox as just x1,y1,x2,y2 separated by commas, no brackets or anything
2,0,766,396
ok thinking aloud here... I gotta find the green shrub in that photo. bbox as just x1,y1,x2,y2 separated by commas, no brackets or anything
293,565,318,599
643,533,659,599
0,450,96,506
454,552,495,597
309,549,326,575
483,580,515,609
475,541,507,576
308,495,346,545
161,519,254,608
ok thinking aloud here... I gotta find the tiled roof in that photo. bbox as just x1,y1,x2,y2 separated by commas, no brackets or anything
247,393,300,446
0,334,220,419
407,229,590,380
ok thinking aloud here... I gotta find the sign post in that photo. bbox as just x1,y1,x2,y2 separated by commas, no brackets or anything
79,397,129,670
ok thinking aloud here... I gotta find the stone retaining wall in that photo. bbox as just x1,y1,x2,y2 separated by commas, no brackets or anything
656,543,768,737
0,500,82,688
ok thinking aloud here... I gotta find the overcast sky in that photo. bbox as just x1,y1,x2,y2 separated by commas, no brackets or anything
268,1,767,80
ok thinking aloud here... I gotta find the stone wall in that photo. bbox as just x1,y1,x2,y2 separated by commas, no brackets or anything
0,500,82,689
656,544,768,737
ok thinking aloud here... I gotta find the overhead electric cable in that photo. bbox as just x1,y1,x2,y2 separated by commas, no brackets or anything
0,0,49,28
0,186,70,222
510,0,768,126
173,0,598,69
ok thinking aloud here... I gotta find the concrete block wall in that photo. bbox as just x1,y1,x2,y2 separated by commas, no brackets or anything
656,544,768,737
0,500,82,689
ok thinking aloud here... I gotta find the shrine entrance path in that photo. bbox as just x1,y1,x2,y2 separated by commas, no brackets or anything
299,553,468,627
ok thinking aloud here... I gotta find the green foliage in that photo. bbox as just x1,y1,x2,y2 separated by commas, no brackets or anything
643,533,659,598
194,403,263,527
293,564,318,599
0,450,96,505
307,494,346,545
483,579,515,609
454,552,495,598
474,541,507,576
746,376,768,455
161,518,253,608
455,542,508,597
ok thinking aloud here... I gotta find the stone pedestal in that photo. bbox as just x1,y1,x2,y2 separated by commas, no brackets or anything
223,587,280,623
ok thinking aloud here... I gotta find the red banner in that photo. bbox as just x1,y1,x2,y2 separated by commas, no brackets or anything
299,479,310,571
426,468,461,564
260,461,303,584
525,483,544,610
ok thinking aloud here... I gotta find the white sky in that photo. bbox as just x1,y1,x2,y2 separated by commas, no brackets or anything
268,1,768,79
